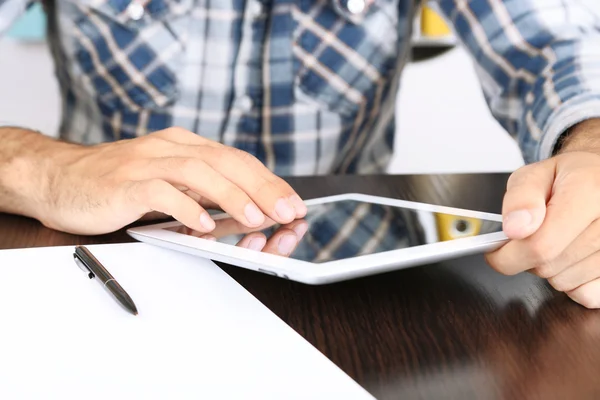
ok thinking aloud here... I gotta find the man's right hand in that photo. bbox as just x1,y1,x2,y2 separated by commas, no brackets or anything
0,127,306,235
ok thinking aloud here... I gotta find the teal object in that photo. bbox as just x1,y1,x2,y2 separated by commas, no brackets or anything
7,3,46,40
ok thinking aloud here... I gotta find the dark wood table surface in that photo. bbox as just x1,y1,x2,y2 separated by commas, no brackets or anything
2,174,599,400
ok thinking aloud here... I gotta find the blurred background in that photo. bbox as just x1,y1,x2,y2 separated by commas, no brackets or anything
0,2,525,174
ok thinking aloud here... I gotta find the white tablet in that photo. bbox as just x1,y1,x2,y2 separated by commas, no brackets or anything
127,193,508,285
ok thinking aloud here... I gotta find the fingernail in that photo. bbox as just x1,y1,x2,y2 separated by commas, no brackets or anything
275,198,296,221
203,235,217,241
289,195,307,216
247,237,266,251
200,213,216,231
245,203,265,226
278,234,297,255
293,222,308,238
504,210,533,232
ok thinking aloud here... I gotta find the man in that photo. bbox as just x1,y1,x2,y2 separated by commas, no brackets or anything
1,0,600,307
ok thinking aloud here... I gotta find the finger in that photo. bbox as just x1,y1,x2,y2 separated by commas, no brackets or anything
131,140,307,223
198,197,221,210
197,234,217,241
567,278,600,309
488,161,599,276
524,166,600,276
229,148,307,218
176,187,220,210
543,218,600,276
176,228,215,239
501,161,554,240
548,250,600,293
210,216,277,238
173,186,202,204
236,232,267,252
262,220,308,257
135,157,268,228
126,179,216,232
279,219,309,238
201,146,307,221
175,228,217,241
173,186,221,215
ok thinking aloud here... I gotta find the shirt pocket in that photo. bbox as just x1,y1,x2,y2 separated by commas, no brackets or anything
61,0,193,111
291,0,402,117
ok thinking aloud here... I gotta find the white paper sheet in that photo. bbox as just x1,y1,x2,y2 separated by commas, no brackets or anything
0,243,373,399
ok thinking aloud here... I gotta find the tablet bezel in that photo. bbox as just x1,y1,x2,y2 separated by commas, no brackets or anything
127,193,507,284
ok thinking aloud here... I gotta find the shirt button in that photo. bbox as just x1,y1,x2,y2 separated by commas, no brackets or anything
346,0,366,14
238,96,253,112
127,2,145,20
250,1,263,18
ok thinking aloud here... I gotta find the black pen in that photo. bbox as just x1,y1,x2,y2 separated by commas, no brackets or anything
73,245,138,315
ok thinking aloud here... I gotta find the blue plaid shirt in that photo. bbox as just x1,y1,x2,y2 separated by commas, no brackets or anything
1,0,600,175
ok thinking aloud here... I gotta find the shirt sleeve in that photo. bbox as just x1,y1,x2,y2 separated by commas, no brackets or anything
0,0,32,35
435,0,600,163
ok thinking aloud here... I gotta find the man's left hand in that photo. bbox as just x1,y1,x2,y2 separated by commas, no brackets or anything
486,119,600,309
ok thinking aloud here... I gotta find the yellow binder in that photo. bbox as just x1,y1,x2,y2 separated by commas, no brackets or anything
421,5,452,37
435,214,482,241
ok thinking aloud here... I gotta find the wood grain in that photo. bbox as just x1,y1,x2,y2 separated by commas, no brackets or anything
2,174,598,400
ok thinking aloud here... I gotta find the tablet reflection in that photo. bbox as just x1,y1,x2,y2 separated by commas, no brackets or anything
167,201,503,263
170,218,308,258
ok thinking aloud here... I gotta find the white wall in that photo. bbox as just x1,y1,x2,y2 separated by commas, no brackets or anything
392,47,523,174
0,38,524,174
0,39,60,135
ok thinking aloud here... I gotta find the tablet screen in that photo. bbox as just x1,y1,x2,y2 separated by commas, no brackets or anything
166,200,503,263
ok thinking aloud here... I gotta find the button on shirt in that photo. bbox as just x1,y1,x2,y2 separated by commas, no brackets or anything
1,0,600,176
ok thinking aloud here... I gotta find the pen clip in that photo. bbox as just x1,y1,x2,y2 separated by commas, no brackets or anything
73,254,96,280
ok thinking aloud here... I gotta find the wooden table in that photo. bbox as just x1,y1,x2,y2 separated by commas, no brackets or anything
2,174,599,400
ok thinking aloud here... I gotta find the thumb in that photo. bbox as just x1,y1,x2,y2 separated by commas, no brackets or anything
502,160,555,240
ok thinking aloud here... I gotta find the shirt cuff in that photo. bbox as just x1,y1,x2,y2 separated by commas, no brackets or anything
538,94,600,161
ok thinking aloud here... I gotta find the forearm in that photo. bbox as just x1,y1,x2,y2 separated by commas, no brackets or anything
0,127,74,219
556,119,600,154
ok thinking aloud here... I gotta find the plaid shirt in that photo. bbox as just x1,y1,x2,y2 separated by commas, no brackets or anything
1,0,600,175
